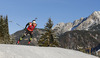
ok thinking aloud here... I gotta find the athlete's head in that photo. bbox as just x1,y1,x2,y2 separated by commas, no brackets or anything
32,20,37,26
32,20,36,23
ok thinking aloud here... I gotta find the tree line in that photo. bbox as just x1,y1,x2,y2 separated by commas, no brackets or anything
0,16,60,46
0,15,10,44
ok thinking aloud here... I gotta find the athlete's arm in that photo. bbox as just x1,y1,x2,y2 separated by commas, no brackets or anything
33,23,37,27
25,23,29,29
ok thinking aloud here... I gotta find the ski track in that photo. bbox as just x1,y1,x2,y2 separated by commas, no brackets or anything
0,44,98,58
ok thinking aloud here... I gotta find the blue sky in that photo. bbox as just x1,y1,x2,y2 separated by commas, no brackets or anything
0,0,100,34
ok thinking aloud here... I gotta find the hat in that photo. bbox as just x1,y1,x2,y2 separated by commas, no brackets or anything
32,20,36,23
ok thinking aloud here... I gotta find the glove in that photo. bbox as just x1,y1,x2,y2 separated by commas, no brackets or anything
24,28,27,31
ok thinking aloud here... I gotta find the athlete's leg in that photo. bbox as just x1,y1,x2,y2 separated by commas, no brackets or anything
28,31,33,44
17,30,28,44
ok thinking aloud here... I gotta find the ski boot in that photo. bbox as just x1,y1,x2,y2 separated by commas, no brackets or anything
28,38,32,44
16,37,22,44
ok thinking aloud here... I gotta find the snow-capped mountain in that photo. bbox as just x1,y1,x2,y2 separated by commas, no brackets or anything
53,22,73,35
53,11,100,35
74,11,100,30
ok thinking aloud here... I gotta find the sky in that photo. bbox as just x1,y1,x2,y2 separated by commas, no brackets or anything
0,0,100,34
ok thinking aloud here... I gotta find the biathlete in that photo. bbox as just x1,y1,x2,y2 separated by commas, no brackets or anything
17,20,37,44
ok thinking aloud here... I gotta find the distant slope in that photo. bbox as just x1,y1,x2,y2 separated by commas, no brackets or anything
59,30,100,49
0,44,98,58
89,24,100,31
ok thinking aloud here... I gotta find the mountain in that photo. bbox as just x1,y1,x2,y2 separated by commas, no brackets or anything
59,30,100,49
74,11,100,30
52,22,71,35
0,44,98,58
53,11,100,35
53,22,73,35
89,24,100,31
11,11,100,48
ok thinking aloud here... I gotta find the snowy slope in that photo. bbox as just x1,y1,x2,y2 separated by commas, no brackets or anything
0,44,98,58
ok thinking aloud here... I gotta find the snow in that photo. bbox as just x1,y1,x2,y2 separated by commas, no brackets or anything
52,22,65,30
71,18,87,30
93,11,100,18
86,19,94,29
0,44,98,58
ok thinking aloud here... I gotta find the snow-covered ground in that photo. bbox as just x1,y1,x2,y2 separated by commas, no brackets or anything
0,44,98,58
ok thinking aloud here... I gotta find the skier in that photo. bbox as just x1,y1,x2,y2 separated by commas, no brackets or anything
17,20,37,44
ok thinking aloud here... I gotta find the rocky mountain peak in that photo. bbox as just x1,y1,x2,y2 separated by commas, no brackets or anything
80,17,84,21
91,11,100,17
72,11,100,30
53,11,100,35
52,22,73,35
52,22,65,35
73,17,84,26
52,22,65,30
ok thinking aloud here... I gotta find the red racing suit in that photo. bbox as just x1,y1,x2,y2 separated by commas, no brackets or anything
25,22,36,31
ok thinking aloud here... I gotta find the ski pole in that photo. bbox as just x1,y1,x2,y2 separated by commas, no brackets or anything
9,21,24,29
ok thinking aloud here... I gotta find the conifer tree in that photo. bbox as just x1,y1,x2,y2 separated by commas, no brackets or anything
4,16,10,44
0,16,4,43
38,18,60,47
0,15,10,44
